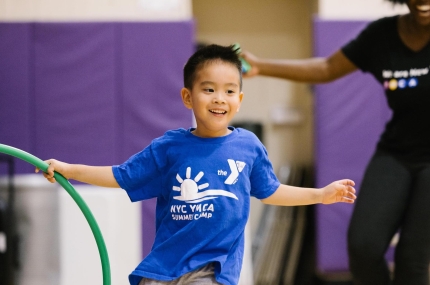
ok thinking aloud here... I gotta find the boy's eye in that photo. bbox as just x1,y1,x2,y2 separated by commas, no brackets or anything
227,90,235,94
204,88,214,93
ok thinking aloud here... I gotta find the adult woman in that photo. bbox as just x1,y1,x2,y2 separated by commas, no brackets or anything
242,0,430,284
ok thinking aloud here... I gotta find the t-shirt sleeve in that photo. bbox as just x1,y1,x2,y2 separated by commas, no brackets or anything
249,146,280,199
112,144,162,202
341,19,384,72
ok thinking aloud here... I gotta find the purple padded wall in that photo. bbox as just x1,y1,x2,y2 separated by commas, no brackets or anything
0,21,194,258
119,22,194,161
0,24,33,173
313,18,392,273
33,23,118,166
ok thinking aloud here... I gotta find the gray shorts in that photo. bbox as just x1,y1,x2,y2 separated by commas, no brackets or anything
138,263,221,285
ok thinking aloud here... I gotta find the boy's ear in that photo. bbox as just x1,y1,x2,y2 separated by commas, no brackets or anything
181,88,193,109
237,92,244,112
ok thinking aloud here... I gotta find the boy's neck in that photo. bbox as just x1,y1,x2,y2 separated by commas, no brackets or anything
191,127,233,138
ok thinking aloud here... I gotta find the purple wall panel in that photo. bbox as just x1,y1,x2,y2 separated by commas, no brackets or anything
120,22,194,257
313,18,392,272
33,23,117,166
0,22,194,260
0,24,33,173
119,22,194,161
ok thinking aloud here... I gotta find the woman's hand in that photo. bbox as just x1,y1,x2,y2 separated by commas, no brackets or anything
240,50,260,78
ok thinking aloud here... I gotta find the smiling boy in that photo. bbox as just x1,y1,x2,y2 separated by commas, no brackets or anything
37,44,356,285
181,49,243,138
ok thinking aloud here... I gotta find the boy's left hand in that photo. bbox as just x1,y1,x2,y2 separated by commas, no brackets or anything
321,179,356,204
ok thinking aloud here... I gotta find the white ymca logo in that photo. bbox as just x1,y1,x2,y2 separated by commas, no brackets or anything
223,159,246,185
172,167,238,203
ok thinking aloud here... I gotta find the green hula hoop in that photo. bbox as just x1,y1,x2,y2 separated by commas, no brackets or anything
0,144,111,285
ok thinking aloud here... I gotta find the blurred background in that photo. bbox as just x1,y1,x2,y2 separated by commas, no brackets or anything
0,1,408,285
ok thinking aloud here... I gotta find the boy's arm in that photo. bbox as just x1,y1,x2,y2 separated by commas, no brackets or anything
36,159,120,188
261,179,356,206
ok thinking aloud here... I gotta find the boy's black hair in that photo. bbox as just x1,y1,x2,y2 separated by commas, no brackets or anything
183,44,243,90
386,0,407,4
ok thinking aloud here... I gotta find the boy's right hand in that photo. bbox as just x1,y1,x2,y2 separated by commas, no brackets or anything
35,159,72,183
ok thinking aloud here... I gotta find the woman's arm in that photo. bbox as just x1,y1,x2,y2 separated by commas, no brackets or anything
241,50,358,83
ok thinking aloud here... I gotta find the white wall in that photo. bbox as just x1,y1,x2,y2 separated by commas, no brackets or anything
59,185,141,285
0,175,142,285
0,0,192,21
318,0,408,19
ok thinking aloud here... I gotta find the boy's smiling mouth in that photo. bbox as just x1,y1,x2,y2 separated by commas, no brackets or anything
209,109,227,115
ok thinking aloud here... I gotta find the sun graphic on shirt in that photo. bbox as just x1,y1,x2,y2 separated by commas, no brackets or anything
172,167,238,203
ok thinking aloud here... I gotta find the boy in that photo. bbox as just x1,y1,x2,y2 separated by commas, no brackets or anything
37,44,356,285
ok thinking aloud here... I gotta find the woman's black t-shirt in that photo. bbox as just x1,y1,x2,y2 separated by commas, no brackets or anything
342,16,430,163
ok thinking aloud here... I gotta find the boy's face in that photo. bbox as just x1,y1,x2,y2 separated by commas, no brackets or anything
181,61,243,138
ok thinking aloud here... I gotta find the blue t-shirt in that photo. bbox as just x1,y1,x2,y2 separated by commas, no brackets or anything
112,127,280,285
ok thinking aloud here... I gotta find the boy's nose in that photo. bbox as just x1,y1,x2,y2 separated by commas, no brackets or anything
213,92,226,104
